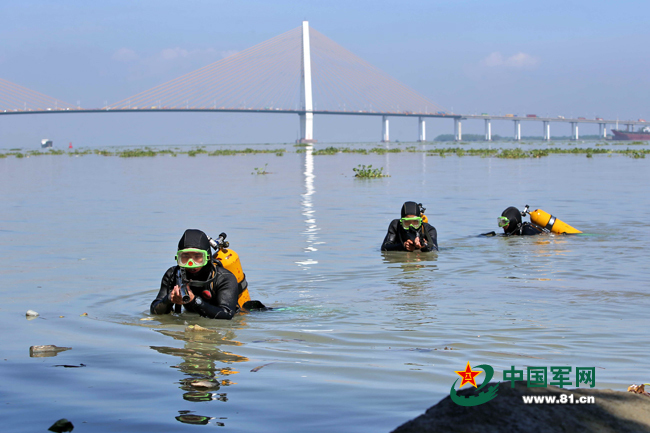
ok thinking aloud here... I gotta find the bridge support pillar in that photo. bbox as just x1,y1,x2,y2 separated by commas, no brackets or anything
543,121,550,141
484,119,492,141
514,120,521,141
454,118,462,141
599,123,607,138
382,116,390,142
299,112,315,143
418,117,426,142
570,122,579,140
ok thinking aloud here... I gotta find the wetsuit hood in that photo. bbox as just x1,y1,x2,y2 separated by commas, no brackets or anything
501,207,522,235
178,229,212,253
178,229,213,281
401,201,421,218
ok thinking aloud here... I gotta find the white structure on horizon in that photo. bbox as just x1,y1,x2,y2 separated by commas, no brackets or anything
298,21,316,143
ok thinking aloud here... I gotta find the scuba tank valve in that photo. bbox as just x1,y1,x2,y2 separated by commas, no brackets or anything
208,232,229,250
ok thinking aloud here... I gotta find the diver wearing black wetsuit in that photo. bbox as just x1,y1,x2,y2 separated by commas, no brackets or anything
381,201,438,252
500,206,543,236
151,229,239,320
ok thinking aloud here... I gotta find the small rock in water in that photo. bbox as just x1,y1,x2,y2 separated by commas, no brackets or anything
26,310,39,317
30,345,72,358
48,418,74,432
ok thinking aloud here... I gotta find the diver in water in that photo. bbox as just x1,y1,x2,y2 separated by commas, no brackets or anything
381,201,438,252
151,229,240,319
497,206,543,236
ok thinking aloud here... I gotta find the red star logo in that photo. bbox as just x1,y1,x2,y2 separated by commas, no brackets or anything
455,362,482,388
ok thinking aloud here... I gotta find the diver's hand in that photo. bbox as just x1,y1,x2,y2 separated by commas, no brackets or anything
170,284,195,304
414,237,428,250
404,239,416,252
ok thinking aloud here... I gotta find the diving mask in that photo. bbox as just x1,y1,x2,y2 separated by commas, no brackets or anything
497,216,510,228
400,217,422,230
176,248,209,268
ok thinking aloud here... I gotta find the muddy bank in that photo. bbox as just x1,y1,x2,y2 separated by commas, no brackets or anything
391,381,650,433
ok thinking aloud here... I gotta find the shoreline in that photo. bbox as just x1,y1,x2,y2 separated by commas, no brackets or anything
1,144,648,159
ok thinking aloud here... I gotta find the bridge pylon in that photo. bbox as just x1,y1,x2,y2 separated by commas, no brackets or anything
297,21,316,144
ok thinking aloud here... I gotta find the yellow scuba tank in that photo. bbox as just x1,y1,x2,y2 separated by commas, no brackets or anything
528,208,582,234
214,247,251,309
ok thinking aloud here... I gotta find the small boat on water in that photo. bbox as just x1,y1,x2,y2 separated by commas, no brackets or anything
41,139,53,148
611,126,650,140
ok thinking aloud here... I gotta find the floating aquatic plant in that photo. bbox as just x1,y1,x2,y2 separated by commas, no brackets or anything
353,164,388,178
252,163,270,175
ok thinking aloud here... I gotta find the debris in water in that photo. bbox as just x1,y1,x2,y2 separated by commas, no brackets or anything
26,310,39,317
30,345,71,358
80,313,88,317
48,418,74,432
186,324,214,332
53,364,86,368
251,362,275,372
628,383,650,396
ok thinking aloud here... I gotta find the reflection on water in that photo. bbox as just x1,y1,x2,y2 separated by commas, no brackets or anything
176,412,214,425
382,251,438,278
382,251,440,319
297,145,319,267
381,250,439,265
150,325,248,426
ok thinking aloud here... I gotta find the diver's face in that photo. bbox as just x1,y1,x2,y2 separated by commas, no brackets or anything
187,266,205,274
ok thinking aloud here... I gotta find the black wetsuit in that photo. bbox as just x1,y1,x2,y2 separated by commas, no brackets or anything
381,220,438,252
482,222,544,237
514,223,544,236
151,261,239,320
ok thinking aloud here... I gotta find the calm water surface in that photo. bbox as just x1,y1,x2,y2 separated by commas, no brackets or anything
1,141,648,432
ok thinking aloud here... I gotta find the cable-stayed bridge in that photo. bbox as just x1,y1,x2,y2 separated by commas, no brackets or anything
0,22,645,142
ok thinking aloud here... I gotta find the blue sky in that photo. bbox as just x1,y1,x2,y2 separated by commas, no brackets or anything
1,0,648,146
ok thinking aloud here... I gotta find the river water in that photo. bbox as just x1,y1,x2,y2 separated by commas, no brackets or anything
1,141,648,432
